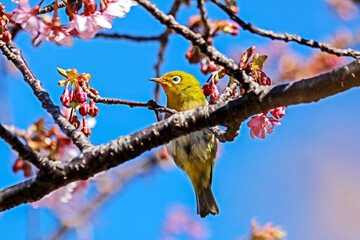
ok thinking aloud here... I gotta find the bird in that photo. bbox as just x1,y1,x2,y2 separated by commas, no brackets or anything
150,71,219,218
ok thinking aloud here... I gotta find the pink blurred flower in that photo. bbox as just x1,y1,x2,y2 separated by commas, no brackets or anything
34,20,74,47
102,0,137,19
247,113,280,139
68,12,112,40
162,205,209,239
270,107,285,119
11,0,44,35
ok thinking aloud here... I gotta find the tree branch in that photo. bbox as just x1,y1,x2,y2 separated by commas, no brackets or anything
0,123,49,169
0,59,359,211
81,83,176,115
211,0,360,59
197,0,212,39
0,41,93,151
95,33,162,41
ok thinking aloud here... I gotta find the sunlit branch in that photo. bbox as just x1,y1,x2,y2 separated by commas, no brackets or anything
211,0,360,59
0,41,93,151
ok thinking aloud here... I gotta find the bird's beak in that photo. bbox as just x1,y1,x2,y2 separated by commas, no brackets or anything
149,77,165,83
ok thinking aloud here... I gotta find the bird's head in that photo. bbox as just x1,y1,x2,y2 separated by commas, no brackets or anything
150,71,207,110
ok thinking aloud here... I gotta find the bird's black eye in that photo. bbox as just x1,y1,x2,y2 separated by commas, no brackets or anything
172,76,182,84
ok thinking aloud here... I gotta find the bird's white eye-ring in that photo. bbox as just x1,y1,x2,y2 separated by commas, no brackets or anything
172,76,182,84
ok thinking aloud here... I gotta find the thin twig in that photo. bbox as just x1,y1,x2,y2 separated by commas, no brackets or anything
38,0,75,14
95,33,162,41
0,41,93,151
197,0,212,39
211,0,360,59
81,83,176,115
154,0,184,102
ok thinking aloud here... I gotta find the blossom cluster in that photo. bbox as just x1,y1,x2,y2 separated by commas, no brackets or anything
12,118,76,177
9,0,136,46
58,68,99,137
239,46,286,139
0,3,12,42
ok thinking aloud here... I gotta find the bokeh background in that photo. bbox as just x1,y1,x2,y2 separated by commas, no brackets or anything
1,0,360,239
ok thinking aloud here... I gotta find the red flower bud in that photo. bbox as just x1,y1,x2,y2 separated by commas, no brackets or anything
201,61,208,75
2,31,12,42
60,86,70,107
23,162,32,177
79,102,90,116
81,117,91,137
12,159,24,172
70,115,80,128
270,107,285,119
261,72,272,86
185,47,201,64
75,86,87,103
85,0,97,14
89,101,99,117
69,86,75,101
208,61,218,72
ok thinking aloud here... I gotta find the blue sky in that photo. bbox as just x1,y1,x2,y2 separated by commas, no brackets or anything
1,0,360,239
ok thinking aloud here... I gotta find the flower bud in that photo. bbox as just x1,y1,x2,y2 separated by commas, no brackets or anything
79,102,90,116
208,61,218,72
12,159,24,172
1,31,12,42
270,107,286,119
85,0,97,14
75,86,87,103
89,99,99,117
81,117,91,137
79,73,91,84
70,114,80,128
201,61,208,75
60,86,70,107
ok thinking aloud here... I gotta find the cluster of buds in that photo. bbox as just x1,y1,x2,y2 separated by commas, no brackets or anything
202,69,228,103
12,119,74,177
225,0,239,14
201,57,218,75
213,20,240,36
239,46,286,139
0,3,12,42
13,159,32,177
58,68,99,137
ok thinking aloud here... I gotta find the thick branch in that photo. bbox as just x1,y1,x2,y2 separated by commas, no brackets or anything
211,0,360,59
0,41,93,151
0,60,359,211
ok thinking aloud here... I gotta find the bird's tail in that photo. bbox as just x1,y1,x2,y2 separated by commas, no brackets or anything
196,186,219,218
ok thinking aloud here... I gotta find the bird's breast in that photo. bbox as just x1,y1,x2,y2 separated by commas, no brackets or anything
166,130,216,169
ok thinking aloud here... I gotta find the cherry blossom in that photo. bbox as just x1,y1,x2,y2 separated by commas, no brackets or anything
102,0,137,19
34,21,74,47
68,12,112,40
247,113,280,139
11,0,44,35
